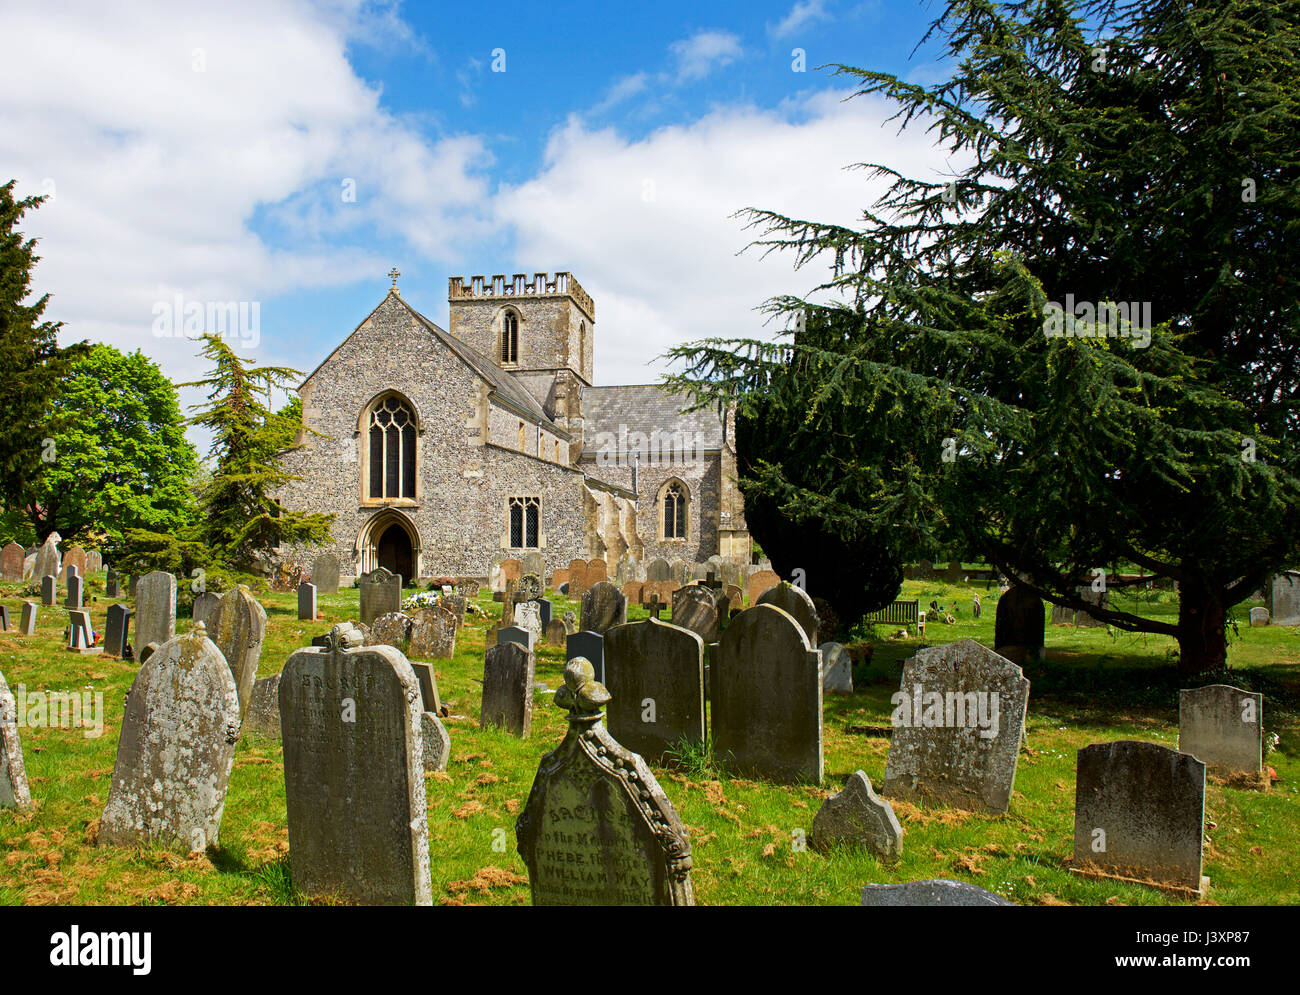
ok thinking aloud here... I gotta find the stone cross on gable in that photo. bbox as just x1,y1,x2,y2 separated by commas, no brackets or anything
388,267,401,292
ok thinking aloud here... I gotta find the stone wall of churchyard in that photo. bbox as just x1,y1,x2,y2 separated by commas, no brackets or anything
275,292,591,581
448,292,592,383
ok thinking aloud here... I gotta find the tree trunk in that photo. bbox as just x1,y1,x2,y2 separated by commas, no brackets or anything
1176,577,1227,675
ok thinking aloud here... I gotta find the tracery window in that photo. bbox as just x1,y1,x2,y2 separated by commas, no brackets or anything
367,395,417,499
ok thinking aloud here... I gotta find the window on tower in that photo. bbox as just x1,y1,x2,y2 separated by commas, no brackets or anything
502,310,519,364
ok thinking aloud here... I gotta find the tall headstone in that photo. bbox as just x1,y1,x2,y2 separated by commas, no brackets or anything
671,584,720,643
580,580,627,636
86,550,103,573
105,566,121,599
0,668,32,809
297,582,317,621
516,657,694,905
993,585,1044,665
604,617,705,763
1265,571,1300,625
40,575,56,607
359,567,401,625
104,604,132,658
192,591,220,628
19,602,37,635
98,625,240,850
64,571,84,609
134,571,177,658
882,639,1029,814
64,546,87,578
208,585,268,716
713,604,822,785
513,600,542,645
646,557,671,582
280,623,432,905
1072,740,1207,895
745,568,780,607
756,582,820,645
481,641,536,737
812,770,902,862
408,607,457,659
820,641,853,695
68,609,94,649
311,552,340,595
0,541,23,581
1179,684,1264,778
242,674,282,739
566,630,605,684
32,533,61,586
522,551,545,581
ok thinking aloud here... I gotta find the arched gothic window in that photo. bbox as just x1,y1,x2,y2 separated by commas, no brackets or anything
509,496,540,548
662,481,687,539
502,310,519,364
368,395,417,499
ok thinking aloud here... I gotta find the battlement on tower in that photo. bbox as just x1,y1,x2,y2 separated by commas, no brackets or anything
448,271,594,322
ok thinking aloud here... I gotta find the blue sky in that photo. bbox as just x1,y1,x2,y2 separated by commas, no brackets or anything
2,0,955,440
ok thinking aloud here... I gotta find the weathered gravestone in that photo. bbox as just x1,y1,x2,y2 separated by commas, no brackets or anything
370,610,412,649
515,572,542,602
623,581,644,606
646,557,671,582
98,625,240,851
134,571,177,659
481,640,535,737
86,550,102,572
33,533,61,587
993,585,1044,665
105,567,121,599
421,709,451,773
671,584,719,643
103,604,131,659
713,604,822,785
208,585,267,716
359,567,401,625
297,582,317,621
1072,740,1207,895
515,657,694,905
746,569,780,607
566,630,604,684
1179,684,1264,779
192,591,220,628
408,607,457,660
812,770,902,862
522,550,545,580
19,602,37,636
549,568,569,590
0,542,23,581
64,571,83,610
22,554,34,580
311,552,340,595
67,609,95,650
1074,586,1109,628
1265,571,1300,625
0,667,32,809
545,618,567,647
756,581,820,645
500,558,523,590
40,575,56,607
604,617,705,763
881,639,1029,814
580,580,627,636
406,660,445,717
860,879,1014,906
820,641,853,695
63,545,87,579
513,601,542,645
498,624,535,653
1249,606,1269,626
242,674,281,739
280,622,432,905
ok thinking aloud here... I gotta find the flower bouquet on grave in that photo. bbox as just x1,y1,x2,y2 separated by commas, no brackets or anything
402,590,443,612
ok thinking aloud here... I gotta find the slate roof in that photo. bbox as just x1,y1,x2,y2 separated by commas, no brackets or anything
579,384,724,454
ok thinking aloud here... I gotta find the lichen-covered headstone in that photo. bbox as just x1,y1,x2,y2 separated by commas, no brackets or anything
280,622,431,905
98,625,240,850
516,658,694,905
1072,740,1206,895
712,604,823,785
545,618,567,647
1179,684,1263,778
580,580,627,636
670,584,719,643
192,591,220,628
421,712,450,773
515,572,542,601
134,571,177,659
522,551,545,580
604,617,705,763
860,879,1013,906
409,607,456,660
993,585,1044,665
481,640,536,737
370,610,412,649
242,674,281,739
311,552,340,595
646,557,671,582
756,582,820,645
359,567,401,625
86,550,102,572
882,639,1029,814
0,542,23,581
812,770,902,861
0,667,32,809
208,586,267,715
820,641,853,695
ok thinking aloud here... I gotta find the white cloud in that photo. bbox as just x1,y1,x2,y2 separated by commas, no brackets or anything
494,89,953,387
669,30,743,82
769,0,832,39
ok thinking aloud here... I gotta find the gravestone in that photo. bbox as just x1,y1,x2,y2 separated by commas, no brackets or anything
406,660,445,717
580,580,627,636
623,581,644,606
516,573,542,602
1073,740,1206,895
134,570,177,659
98,625,240,851
882,639,1029,814
916,559,933,580
481,640,536,737
19,602,37,635
421,711,451,773
522,550,545,579
105,567,121,598
311,552,340,595
87,550,102,572
208,586,268,716
409,607,456,659
545,618,568,647
604,617,705,763
67,609,94,649
993,585,1044,665
646,557,672,582
192,591,220,628
242,674,281,739
1074,586,1109,628
756,581,820,645
713,604,822,785
0,668,32,809
104,604,131,658
671,584,719,643
280,623,432,905
860,879,1013,906
22,554,34,580
562,610,578,634
0,541,23,581
536,597,553,629
566,630,605,684
64,546,87,578
515,657,694,905
359,567,401,625
820,641,853,695
1179,684,1264,778
370,610,412,650
567,559,590,598
812,770,902,862
1050,602,1074,625
1249,606,1269,626
550,568,569,590
33,533,61,587
41,575,56,607
500,558,523,589
1265,571,1300,625
498,624,535,653
0,606,6,632
746,569,780,607
513,601,542,645
297,582,317,621
64,572,83,609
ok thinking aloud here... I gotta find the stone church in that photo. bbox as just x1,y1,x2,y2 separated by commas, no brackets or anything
277,270,750,583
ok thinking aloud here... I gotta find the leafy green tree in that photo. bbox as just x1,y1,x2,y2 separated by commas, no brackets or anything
24,343,197,546
667,0,1300,674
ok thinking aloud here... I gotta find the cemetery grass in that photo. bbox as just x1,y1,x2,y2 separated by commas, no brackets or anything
1,577,1297,906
